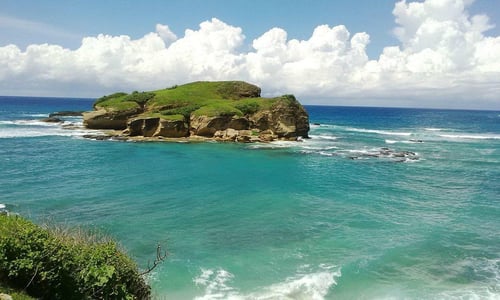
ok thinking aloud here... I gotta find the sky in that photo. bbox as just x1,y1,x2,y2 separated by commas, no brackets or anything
1,0,499,109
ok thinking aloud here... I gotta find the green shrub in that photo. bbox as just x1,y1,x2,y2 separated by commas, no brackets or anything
161,104,202,119
192,103,243,117
123,92,155,106
0,215,150,300
90,82,287,119
94,93,128,107
234,101,260,115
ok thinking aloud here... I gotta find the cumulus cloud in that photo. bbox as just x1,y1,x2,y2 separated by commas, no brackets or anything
0,0,499,109
155,24,177,46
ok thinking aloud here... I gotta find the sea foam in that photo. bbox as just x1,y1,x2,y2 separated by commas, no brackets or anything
342,126,412,136
0,118,98,139
438,133,500,140
193,265,341,300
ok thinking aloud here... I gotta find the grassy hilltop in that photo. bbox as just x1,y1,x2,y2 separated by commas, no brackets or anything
94,81,281,120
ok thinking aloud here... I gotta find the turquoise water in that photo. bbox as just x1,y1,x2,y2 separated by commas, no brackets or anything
1,97,499,299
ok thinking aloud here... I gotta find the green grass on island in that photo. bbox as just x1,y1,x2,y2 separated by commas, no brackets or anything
93,81,296,118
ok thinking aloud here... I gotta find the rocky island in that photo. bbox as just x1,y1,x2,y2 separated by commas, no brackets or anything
82,81,310,142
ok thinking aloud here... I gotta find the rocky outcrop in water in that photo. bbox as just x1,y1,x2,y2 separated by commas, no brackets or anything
83,81,310,142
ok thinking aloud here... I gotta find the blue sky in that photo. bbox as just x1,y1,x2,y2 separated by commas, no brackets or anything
2,0,498,57
1,0,400,57
1,0,499,109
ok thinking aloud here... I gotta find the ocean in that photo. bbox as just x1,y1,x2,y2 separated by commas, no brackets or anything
0,96,499,299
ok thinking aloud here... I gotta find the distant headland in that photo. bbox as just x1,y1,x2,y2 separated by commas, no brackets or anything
81,81,310,142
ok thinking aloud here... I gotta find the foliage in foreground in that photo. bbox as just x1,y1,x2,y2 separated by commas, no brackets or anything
0,282,34,300
0,214,150,300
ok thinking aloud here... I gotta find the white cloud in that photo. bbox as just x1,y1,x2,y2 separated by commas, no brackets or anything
0,0,499,109
155,24,177,46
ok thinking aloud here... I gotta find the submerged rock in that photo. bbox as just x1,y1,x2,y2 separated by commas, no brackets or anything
49,111,84,117
346,148,419,162
40,117,63,123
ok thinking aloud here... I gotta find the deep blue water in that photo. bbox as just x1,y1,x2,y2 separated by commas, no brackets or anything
1,96,499,299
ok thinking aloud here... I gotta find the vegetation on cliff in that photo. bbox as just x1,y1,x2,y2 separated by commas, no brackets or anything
93,81,270,117
0,214,150,299
84,81,310,141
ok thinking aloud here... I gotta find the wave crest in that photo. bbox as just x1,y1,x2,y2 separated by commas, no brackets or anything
193,265,341,300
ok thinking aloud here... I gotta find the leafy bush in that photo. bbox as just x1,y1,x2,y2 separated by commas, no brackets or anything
234,102,260,115
0,215,150,300
161,104,202,119
123,92,155,106
215,81,261,99
94,93,128,107
192,103,243,117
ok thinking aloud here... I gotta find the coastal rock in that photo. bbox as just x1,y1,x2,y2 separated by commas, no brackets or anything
49,111,84,117
213,129,260,143
82,134,129,141
156,119,190,137
258,129,278,142
228,117,250,130
190,115,233,137
83,108,141,130
237,130,259,143
269,95,310,138
347,148,419,162
214,128,239,141
248,95,309,139
127,117,189,137
40,117,63,123
81,81,310,142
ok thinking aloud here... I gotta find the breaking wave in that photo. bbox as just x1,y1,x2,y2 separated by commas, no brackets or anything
438,133,500,140
308,134,338,141
341,126,412,136
0,118,99,139
193,265,341,300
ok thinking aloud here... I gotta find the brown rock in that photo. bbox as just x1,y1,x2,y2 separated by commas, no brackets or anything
214,128,239,141
40,117,63,123
259,129,277,142
156,119,189,137
190,115,232,137
127,117,189,138
269,95,310,138
228,117,250,130
83,108,141,130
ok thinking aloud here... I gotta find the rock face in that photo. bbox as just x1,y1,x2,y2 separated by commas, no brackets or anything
126,117,189,137
83,108,141,130
83,81,309,142
250,97,310,139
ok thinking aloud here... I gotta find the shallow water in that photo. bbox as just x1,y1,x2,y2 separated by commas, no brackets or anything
1,97,499,299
